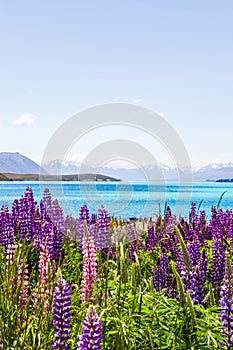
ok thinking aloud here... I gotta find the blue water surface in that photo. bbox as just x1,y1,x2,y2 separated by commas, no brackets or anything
0,181,233,219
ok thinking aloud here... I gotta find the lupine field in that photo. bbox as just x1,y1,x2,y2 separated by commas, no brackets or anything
0,187,233,349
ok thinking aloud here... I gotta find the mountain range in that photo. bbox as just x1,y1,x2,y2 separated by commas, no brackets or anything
44,159,233,181
1,152,233,182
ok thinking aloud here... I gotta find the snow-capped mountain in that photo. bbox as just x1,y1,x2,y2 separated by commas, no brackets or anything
1,153,232,181
193,163,233,181
43,159,233,182
43,159,82,175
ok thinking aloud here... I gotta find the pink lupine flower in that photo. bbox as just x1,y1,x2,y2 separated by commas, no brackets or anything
33,245,53,313
6,244,16,267
81,230,97,303
17,258,29,309
5,244,17,287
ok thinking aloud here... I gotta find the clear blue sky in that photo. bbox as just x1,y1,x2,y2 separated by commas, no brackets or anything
0,1,233,167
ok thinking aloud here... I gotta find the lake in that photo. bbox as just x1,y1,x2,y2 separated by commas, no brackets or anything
0,181,233,219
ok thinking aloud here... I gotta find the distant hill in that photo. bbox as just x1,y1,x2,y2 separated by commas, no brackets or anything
216,178,233,183
0,172,121,182
0,152,46,174
0,173,9,181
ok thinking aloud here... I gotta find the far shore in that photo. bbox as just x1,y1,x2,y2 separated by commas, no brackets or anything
0,172,121,182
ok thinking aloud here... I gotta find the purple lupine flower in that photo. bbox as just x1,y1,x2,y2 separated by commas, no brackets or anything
0,206,14,251
95,207,110,252
187,233,201,267
188,249,209,305
219,254,233,349
77,205,91,248
65,215,79,242
79,205,90,225
127,224,144,262
147,221,157,250
189,260,207,305
189,202,197,227
211,233,225,296
17,187,37,242
48,199,65,262
128,236,144,262
42,189,65,262
153,252,170,292
12,199,20,235
39,220,56,261
32,208,43,250
78,307,102,350
52,277,71,349
42,188,53,220
164,206,172,225
196,249,208,303
40,199,47,220
91,213,97,224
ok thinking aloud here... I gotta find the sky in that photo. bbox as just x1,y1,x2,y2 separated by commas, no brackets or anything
0,1,233,169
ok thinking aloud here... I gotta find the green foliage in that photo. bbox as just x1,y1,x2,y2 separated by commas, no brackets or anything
0,227,228,349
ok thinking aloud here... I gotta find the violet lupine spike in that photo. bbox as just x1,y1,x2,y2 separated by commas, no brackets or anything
18,187,37,243
42,188,53,221
39,221,56,261
77,219,85,248
128,225,144,262
219,254,233,349
40,199,47,220
189,202,197,228
65,215,79,242
52,277,71,349
91,213,97,225
128,239,137,262
81,231,97,303
211,233,225,296
42,189,65,262
52,199,65,234
189,267,200,304
197,249,208,303
189,253,208,305
51,199,65,262
147,222,157,251
0,206,14,251
229,212,233,246
95,206,110,250
196,209,207,240
32,208,43,250
153,252,170,292
12,199,20,235
78,306,102,350
80,205,90,225
78,205,91,247
164,206,172,225
187,234,201,268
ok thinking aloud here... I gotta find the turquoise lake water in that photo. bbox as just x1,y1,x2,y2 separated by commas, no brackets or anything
0,181,233,219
